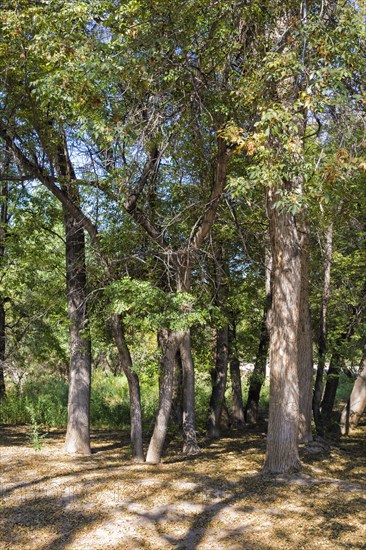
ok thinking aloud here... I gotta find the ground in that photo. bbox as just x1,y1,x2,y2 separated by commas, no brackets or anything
0,423,365,549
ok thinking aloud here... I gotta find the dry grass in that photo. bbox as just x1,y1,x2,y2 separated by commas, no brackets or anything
0,423,365,549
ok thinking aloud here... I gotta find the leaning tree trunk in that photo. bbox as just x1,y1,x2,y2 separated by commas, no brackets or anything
263,188,302,474
245,243,272,424
179,331,200,455
340,342,366,434
146,329,185,464
297,215,313,443
207,325,229,438
229,325,245,428
63,203,92,455
313,222,333,436
111,313,144,462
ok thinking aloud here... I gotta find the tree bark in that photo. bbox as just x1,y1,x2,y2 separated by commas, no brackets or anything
229,326,245,428
146,329,185,464
263,188,302,474
56,144,92,456
179,331,200,455
313,223,333,435
207,325,229,438
0,179,7,402
340,342,366,434
111,313,144,462
63,202,92,455
245,243,272,424
320,351,343,428
297,215,313,443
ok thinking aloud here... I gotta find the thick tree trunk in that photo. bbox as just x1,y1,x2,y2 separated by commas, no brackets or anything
111,313,144,462
263,189,302,474
340,342,366,434
245,244,272,424
313,223,333,436
63,205,92,455
229,327,245,428
180,331,200,455
146,329,184,464
297,216,313,443
0,180,7,402
55,142,92,456
207,325,229,438
0,299,6,402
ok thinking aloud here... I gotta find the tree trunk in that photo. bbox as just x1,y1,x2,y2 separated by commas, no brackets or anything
111,313,144,462
207,325,229,438
0,299,6,402
340,342,366,434
313,223,333,436
245,243,272,424
146,329,184,464
320,351,343,428
171,350,183,429
229,326,245,428
63,204,92,455
56,143,92,456
180,331,200,455
297,215,313,443
0,180,7,402
263,189,301,474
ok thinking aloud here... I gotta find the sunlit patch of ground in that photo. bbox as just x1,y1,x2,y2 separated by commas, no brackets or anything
0,424,365,549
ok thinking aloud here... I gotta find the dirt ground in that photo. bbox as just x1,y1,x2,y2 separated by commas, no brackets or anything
0,423,365,550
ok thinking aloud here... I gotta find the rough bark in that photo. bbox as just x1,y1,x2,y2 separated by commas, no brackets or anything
146,329,185,464
0,180,7,402
63,202,92,455
111,313,144,462
313,223,333,435
340,342,366,434
297,215,313,443
56,145,92,456
179,331,200,455
0,299,6,402
263,188,302,474
229,326,245,428
207,325,229,438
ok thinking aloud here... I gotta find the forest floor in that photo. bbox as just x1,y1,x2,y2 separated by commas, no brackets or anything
0,422,365,550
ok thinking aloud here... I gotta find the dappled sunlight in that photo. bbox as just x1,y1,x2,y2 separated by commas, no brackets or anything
1,425,365,549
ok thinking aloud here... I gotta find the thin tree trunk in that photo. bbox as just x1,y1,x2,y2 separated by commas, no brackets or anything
180,331,200,455
340,342,366,434
111,313,144,462
171,350,183,429
313,223,333,436
229,326,245,428
245,243,272,424
146,329,184,464
297,215,313,443
320,351,343,428
207,325,229,438
63,203,92,455
263,188,302,474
